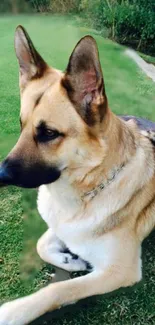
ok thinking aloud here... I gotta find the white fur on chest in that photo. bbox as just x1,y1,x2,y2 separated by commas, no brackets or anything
37,183,121,267
37,177,82,230
37,179,91,260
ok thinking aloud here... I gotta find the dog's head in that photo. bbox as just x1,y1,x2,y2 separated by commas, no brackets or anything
0,26,110,188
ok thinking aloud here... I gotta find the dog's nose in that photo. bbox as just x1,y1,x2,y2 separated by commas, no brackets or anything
0,160,13,187
0,157,61,188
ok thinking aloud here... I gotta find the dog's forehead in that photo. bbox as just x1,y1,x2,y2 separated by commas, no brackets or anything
20,69,84,132
20,68,63,122
33,81,84,133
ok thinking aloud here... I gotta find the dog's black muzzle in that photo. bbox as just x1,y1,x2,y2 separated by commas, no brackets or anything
0,158,61,188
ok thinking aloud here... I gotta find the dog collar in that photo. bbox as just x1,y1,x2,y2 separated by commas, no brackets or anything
82,163,125,200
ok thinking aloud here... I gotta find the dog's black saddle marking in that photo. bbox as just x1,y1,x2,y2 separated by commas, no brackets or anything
120,115,155,131
119,115,155,146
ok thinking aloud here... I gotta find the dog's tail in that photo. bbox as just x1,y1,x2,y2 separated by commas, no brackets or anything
125,49,155,82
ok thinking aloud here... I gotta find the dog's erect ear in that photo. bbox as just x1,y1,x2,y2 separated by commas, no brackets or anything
62,36,108,126
15,25,48,90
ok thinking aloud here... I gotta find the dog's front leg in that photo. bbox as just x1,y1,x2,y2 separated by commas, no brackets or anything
37,228,88,272
0,266,138,325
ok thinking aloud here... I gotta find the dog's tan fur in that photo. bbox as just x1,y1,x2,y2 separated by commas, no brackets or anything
0,26,155,325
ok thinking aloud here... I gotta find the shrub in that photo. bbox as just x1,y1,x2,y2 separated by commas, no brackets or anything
49,0,81,13
26,0,81,13
80,0,155,56
26,0,50,12
0,0,30,13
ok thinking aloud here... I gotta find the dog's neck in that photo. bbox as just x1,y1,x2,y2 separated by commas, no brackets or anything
65,111,139,200
81,162,125,201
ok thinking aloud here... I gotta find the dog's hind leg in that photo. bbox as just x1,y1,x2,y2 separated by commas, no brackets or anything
37,228,88,272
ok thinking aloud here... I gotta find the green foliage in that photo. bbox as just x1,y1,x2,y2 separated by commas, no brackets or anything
49,0,81,13
25,0,81,13
80,0,155,55
0,0,30,13
26,0,50,12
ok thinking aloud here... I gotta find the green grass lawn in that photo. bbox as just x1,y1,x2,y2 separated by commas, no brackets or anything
0,14,155,325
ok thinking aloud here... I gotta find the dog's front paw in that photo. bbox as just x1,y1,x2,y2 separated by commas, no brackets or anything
0,300,27,325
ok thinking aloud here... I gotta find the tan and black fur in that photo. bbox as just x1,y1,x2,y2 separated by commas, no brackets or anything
0,26,155,325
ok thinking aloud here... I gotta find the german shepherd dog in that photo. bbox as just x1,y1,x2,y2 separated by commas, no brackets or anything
0,26,155,325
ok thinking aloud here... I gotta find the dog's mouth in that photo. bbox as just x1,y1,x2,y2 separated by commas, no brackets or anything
0,158,61,188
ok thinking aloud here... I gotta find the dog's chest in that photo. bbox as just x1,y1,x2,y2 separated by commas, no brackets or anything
37,182,84,239
37,182,110,265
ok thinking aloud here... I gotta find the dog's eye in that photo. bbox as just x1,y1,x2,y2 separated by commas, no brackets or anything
35,125,63,143
45,129,60,139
